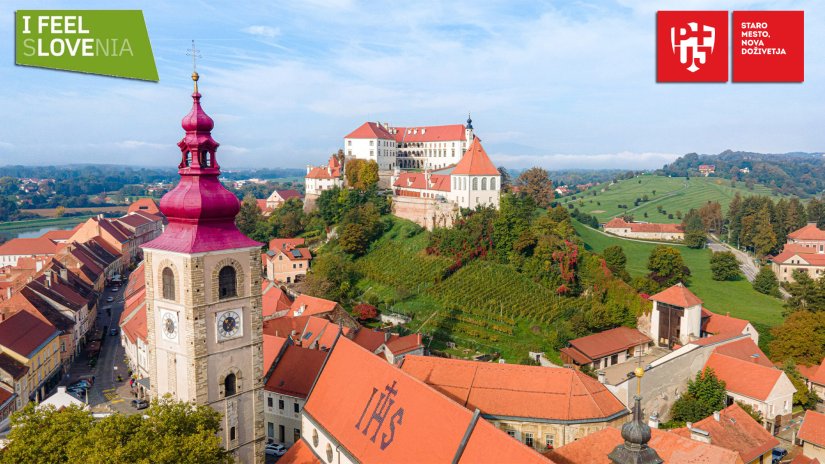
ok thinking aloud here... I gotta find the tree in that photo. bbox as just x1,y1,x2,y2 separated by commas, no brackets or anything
670,368,727,424
782,360,821,409
751,205,777,256
710,252,741,281
357,160,379,190
303,251,356,302
699,201,723,233
769,310,825,365
647,245,690,287
235,194,264,238
354,303,378,321
752,266,780,297
339,223,370,256
497,167,512,192
603,245,630,282
54,205,66,217
735,402,764,423
2,399,231,464
517,167,554,208
681,208,706,249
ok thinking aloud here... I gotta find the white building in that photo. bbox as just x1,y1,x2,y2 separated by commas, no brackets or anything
344,116,475,171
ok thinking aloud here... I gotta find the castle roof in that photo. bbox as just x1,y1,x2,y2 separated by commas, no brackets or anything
452,138,499,176
788,223,825,241
649,283,702,308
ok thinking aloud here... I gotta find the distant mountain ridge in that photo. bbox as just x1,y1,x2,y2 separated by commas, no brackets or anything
659,150,825,197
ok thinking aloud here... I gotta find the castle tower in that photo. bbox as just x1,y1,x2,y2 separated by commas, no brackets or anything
142,72,265,463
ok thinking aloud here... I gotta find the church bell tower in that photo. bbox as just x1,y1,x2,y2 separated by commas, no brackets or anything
142,71,265,463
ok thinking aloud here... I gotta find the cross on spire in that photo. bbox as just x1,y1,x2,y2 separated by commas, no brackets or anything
186,40,202,92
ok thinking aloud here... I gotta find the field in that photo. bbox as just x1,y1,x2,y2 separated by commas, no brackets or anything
573,221,784,349
560,174,784,224
22,206,128,217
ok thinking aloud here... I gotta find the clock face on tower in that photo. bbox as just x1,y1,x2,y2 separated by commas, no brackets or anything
217,310,243,340
160,310,179,342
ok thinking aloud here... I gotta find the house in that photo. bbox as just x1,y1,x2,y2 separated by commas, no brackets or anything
263,238,311,283
804,358,825,412
390,138,501,230
772,224,825,282
555,186,570,196
704,352,795,433
375,333,424,364
114,211,165,261
798,410,825,463
0,310,62,409
699,164,716,176
127,198,161,215
119,263,149,385
400,355,630,450
560,326,651,370
263,315,352,352
54,238,122,291
0,237,60,267
261,281,293,320
285,294,357,329
649,283,705,347
303,155,343,212
264,344,327,446
603,218,684,241
671,404,779,464
39,386,87,410
263,189,303,212
296,336,550,464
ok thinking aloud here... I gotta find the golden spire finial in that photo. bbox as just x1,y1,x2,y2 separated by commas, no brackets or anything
187,39,202,93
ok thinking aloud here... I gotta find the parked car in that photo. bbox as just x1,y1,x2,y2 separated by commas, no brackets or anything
69,380,92,389
132,399,149,410
772,448,787,464
110,328,118,336
264,444,286,457
111,287,119,292
106,297,114,302
75,376,95,385
67,386,87,395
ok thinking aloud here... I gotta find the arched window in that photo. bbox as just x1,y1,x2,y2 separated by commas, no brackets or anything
472,178,478,190
490,178,497,190
326,444,333,462
218,266,237,299
162,267,175,301
224,373,236,397
481,178,487,190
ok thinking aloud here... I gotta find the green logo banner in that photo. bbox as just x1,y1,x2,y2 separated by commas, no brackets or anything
15,10,158,81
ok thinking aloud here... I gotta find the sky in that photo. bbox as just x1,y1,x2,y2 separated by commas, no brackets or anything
0,0,822,171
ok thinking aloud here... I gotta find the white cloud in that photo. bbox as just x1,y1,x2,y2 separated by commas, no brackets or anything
242,25,280,39
491,151,681,170
115,140,167,151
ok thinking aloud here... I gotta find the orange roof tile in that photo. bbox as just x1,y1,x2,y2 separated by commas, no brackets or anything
704,352,783,401
269,238,305,251
799,410,825,448
0,237,59,256
262,283,293,318
393,124,467,143
352,328,388,353
121,304,147,345
772,248,825,266
345,122,396,140
392,172,451,192
303,337,550,464
0,310,58,358
789,223,825,241
256,199,270,213
712,338,772,367
670,404,778,462
265,345,327,398
566,327,651,361
128,198,160,215
650,283,702,308
703,311,750,336
279,439,321,464
288,294,338,318
384,333,423,356
797,361,820,381
810,358,825,385
451,138,499,176
263,334,288,375
792,455,821,464
545,427,743,464
400,356,628,422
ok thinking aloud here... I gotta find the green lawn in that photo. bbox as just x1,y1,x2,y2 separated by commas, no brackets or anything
574,221,785,345
561,174,785,224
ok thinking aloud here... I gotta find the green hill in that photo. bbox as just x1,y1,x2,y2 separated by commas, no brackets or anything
560,174,785,224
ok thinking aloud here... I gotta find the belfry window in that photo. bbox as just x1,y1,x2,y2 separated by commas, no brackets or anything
185,151,192,167
203,151,212,167
225,373,236,397
218,266,237,299
162,267,175,301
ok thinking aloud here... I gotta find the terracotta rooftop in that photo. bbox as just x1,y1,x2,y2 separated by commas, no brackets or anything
274,189,303,201
799,410,825,448
352,328,389,353
788,223,825,241
384,333,423,356
265,345,327,399
604,218,684,234
128,198,161,215
704,352,783,401
304,337,550,464
393,124,467,143
269,238,305,251
791,455,821,464
0,237,59,256
649,283,702,308
278,439,321,464
810,358,825,385
545,427,743,464
121,304,147,345
392,172,451,192
0,309,58,358
565,326,651,361
344,121,396,140
288,294,338,318
400,355,628,423
451,138,499,176
263,334,288,375
703,310,750,337
0,352,28,380
712,338,772,367
670,404,779,463
797,361,820,382
262,283,292,318
772,246,825,266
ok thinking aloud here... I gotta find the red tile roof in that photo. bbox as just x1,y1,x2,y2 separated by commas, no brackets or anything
566,326,651,361
689,332,745,347
789,223,825,241
117,213,155,229
41,229,75,241
128,198,161,215
650,283,702,308
263,315,310,339
545,427,743,464
304,337,550,464
306,166,338,180
704,352,783,401
352,328,388,353
452,138,499,176
392,172,452,192
288,294,338,318
604,217,684,234
712,338,772,367
0,237,59,256
0,352,28,380
703,311,750,337
0,309,58,358
263,334,288,374
810,358,825,385
265,345,327,398
275,189,303,201
792,455,821,464
384,333,423,356
393,124,467,143
559,346,592,365
278,439,321,464
269,238,305,251
797,361,820,382
772,247,825,266
256,199,270,213
799,410,825,448
262,283,293,318
121,304,147,345
400,356,628,422
345,122,396,140
670,404,779,463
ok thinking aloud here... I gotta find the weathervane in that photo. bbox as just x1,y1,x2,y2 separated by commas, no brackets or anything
186,39,202,92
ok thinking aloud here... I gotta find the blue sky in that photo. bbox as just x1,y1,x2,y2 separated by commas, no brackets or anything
0,0,822,170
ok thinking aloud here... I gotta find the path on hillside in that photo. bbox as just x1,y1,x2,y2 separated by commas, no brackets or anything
708,235,791,299
610,181,690,220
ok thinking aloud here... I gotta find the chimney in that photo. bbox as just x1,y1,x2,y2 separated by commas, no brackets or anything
59,267,68,282
44,269,53,287
648,413,660,429
597,371,606,384
307,165,312,175
713,410,720,421
689,427,711,444
750,354,759,363
421,128,426,135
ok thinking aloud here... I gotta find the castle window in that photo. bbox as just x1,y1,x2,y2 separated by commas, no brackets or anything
472,178,478,190
490,178,496,190
218,266,237,299
224,373,237,397
162,267,175,301
229,426,236,441
326,444,333,462
481,178,487,190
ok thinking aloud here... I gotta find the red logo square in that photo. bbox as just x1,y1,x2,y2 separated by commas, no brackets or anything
732,11,804,82
657,11,729,82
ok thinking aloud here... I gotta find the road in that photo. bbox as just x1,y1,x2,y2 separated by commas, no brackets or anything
707,235,791,298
